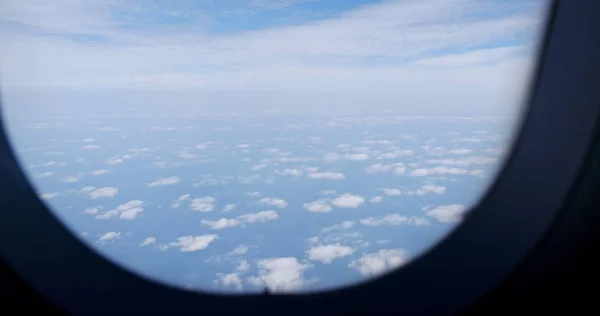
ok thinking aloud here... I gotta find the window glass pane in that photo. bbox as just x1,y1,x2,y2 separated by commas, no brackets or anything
0,0,550,293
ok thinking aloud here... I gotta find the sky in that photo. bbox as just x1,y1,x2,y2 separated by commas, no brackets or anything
0,0,549,294
0,0,548,117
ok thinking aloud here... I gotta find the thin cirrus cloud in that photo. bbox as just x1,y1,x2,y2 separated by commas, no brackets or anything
0,0,546,118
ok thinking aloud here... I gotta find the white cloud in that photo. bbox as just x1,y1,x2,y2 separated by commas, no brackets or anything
349,249,409,277
415,184,446,195
99,231,121,241
170,235,218,252
426,156,498,167
369,196,383,203
179,152,196,159
320,221,356,233
448,148,473,155
0,0,544,101
365,163,394,173
238,210,279,223
229,245,249,255
201,218,241,230
470,169,486,177
259,197,288,208
171,194,191,208
425,204,468,223
215,273,243,291
380,188,402,196
190,197,216,212
140,237,156,246
81,144,100,150
377,150,415,160
246,191,262,197
96,200,144,220
394,166,407,175
39,192,58,200
83,206,102,215
484,148,503,155
307,172,346,180
307,243,355,264
236,260,250,272
82,138,95,143
410,166,469,177
275,168,303,177
61,176,81,183
89,169,110,175
303,199,333,213
106,157,124,165
222,204,237,212
88,187,118,199
360,214,430,226
344,153,370,161
332,194,365,208
251,163,267,171
453,137,483,143
247,257,315,293
322,153,341,163
148,176,181,187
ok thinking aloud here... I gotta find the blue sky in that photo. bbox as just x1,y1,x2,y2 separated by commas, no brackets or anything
0,0,549,293
0,0,548,117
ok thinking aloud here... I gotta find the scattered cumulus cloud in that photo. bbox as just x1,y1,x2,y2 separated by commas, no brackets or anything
61,176,81,183
190,197,217,212
171,194,191,208
99,232,121,241
380,188,402,196
369,196,383,203
332,194,365,208
87,187,119,199
39,192,58,200
307,172,345,180
344,153,370,161
349,249,409,277
222,204,237,212
95,200,144,220
247,257,315,293
215,273,243,291
448,148,473,155
275,168,303,177
259,197,288,208
410,166,469,177
201,218,242,230
303,199,333,213
360,214,430,226
90,169,110,175
148,176,181,187
307,244,355,264
415,184,446,195
238,210,279,223
170,235,218,252
141,237,157,246
425,204,468,223
229,245,249,255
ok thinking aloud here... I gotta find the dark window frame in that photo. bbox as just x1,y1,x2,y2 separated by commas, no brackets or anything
1,0,600,314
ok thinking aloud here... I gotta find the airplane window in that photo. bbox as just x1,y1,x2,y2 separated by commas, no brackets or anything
0,0,550,293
